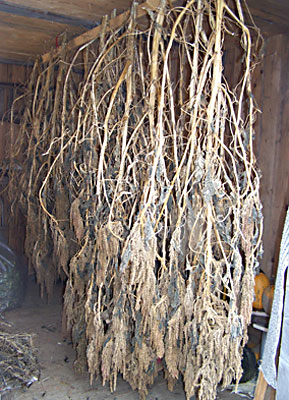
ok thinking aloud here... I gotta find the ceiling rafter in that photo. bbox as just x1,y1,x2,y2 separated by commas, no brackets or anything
0,0,98,28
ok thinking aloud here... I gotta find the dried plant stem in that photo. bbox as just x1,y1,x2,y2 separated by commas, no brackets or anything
4,1,263,399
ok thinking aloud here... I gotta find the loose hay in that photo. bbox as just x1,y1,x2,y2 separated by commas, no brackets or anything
3,0,263,399
0,331,39,393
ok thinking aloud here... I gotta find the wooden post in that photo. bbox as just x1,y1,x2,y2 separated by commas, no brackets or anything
255,371,276,400
255,371,268,399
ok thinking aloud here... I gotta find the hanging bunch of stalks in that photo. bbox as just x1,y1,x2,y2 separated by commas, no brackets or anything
5,0,263,398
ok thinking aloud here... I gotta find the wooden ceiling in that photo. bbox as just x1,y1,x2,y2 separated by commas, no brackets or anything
0,0,288,64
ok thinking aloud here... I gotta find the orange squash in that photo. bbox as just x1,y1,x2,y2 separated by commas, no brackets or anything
262,285,275,314
253,272,270,310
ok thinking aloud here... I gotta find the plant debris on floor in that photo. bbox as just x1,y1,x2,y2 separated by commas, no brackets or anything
0,328,39,395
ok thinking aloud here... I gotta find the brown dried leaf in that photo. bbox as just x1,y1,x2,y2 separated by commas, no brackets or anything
70,197,84,242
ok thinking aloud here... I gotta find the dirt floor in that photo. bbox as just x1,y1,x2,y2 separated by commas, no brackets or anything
3,277,251,400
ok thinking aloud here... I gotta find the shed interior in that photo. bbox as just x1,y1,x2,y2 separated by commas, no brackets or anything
0,1,288,399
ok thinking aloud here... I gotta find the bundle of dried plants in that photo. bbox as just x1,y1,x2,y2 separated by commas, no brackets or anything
4,0,263,398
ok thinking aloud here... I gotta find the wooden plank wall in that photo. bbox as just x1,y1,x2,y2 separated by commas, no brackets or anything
253,34,289,279
0,62,31,255
223,33,289,280
0,63,31,120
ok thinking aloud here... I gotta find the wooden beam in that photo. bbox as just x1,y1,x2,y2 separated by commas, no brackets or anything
42,0,170,63
0,0,97,29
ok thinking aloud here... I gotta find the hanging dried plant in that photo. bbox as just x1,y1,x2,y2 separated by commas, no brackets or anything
3,0,263,399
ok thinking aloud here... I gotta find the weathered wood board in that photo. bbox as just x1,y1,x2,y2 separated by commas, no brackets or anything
254,34,289,279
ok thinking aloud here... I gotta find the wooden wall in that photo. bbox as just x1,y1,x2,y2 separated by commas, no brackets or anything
224,33,289,280
0,63,31,120
0,63,31,255
253,34,289,279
